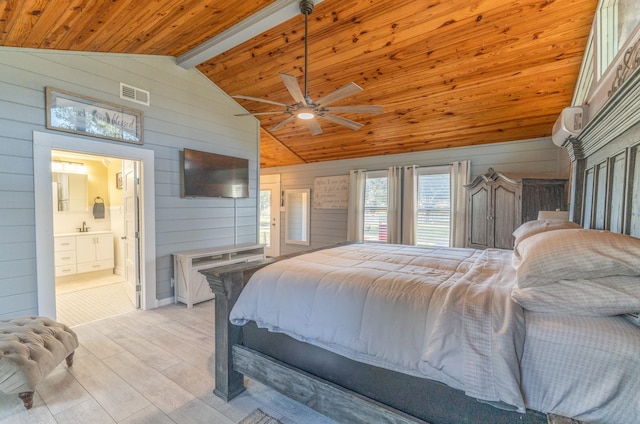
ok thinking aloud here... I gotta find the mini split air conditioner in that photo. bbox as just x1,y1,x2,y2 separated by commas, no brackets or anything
551,105,588,147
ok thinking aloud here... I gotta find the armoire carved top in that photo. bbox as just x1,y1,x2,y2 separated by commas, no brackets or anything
464,168,520,189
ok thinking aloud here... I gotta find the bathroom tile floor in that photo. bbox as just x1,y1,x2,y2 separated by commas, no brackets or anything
56,273,135,327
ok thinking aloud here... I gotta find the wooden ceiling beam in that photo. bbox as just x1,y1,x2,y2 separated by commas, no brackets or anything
177,0,325,68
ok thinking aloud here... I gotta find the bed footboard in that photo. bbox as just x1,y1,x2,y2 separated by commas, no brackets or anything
202,244,350,400
202,258,274,400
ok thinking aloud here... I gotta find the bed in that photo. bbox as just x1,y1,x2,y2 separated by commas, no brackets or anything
202,70,640,424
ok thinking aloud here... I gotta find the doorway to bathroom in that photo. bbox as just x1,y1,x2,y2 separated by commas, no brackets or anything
34,130,157,325
51,150,140,326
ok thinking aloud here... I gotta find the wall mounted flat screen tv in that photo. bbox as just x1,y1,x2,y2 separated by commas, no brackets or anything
181,148,249,198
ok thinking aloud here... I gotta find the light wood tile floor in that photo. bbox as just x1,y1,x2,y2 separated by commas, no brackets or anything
0,300,338,424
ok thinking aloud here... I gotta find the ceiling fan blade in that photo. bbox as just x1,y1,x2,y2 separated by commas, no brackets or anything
279,73,307,105
315,82,363,107
307,117,323,135
319,113,364,131
235,111,288,116
270,115,296,132
323,105,382,114
232,95,288,107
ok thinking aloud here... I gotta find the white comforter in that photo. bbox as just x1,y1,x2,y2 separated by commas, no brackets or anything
230,243,526,411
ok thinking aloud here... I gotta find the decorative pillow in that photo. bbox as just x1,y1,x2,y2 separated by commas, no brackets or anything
512,276,640,316
512,219,581,258
515,229,640,288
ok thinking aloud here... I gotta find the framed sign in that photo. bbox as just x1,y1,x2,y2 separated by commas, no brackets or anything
116,172,123,189
313,175,349,209
45,87,143,144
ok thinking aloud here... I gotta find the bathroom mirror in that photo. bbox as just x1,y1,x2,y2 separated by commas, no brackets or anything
53,172,88,212
285,188,310,245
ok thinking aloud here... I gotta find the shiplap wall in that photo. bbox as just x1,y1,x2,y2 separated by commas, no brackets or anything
262,137,570,256
0,47,259,318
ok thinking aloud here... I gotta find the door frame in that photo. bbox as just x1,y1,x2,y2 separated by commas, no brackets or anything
122,159,141,308
260,174,281,257
33,131,157,317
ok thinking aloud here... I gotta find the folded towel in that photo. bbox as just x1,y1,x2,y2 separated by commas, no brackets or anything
93,197,105,219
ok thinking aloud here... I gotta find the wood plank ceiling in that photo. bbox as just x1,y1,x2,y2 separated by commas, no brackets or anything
0,0,597,168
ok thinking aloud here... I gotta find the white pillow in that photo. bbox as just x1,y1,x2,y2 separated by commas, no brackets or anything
515,229,640,288
512,219,581,261
512,276,640,316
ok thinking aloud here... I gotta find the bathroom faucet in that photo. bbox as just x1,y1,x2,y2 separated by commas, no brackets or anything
78,221,90,232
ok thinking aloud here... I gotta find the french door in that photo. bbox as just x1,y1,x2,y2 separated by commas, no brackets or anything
260,175,281,257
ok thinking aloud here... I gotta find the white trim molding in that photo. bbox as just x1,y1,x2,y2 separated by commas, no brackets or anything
33,131,157,317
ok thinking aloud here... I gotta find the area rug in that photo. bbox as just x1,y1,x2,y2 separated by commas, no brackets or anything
238,408,282,424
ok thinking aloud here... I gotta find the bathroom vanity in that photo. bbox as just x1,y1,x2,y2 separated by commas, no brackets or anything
54,231,114,277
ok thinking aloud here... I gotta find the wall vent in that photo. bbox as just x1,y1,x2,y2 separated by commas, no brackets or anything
120,83,150,106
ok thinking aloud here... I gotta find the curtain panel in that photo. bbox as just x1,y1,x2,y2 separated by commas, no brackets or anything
387,166,403,244
347,169,366,242
402,165,418,245
449,160,470,247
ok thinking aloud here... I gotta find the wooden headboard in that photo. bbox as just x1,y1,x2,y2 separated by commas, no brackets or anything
565,69,640,237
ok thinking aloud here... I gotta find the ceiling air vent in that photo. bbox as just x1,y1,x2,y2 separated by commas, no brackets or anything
120,83,150,106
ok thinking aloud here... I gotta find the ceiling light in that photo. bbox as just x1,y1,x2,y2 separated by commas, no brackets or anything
52,161,87,174
297,111,314,120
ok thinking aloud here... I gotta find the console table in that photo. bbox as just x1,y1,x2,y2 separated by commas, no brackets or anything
172,243,265,308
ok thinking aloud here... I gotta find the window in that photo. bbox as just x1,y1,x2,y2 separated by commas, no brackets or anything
363,171,388,242
573,0,640,106
417,167,451,247
355,166,454,245
285,189,310,245
259,189,271,246
596,0,639,80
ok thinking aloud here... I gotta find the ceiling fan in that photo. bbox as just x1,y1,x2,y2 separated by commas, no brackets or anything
233,0,382,135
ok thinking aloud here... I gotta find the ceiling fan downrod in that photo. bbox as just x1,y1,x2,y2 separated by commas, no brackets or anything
299,0,314,102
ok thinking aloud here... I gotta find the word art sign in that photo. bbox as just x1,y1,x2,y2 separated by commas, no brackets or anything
46,87,143,144
313,175,349,209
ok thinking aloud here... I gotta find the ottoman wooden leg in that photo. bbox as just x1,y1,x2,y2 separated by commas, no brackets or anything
18,391,34,409
65,351,75,367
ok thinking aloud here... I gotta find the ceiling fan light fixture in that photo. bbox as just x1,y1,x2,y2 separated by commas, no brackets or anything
297,110,315,120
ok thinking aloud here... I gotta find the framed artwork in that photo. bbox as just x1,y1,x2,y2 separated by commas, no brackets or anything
116,172,123,190
45,87,144,144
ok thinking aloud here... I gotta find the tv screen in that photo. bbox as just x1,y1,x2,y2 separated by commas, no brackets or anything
181,148,249,198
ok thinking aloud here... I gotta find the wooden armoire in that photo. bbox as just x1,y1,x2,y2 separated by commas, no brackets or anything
465,168,567,249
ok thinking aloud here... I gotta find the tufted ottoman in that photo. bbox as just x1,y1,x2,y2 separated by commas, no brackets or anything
0,316,79,409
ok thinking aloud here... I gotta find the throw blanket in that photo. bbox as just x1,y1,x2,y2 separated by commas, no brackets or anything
230,244,526,411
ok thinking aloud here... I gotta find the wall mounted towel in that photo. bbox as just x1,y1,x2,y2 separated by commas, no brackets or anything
93,197,105,219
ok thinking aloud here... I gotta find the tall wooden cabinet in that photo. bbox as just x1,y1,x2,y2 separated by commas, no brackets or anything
465,168,567,249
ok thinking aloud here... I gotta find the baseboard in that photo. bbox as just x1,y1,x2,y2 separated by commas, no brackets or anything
156,296,175,308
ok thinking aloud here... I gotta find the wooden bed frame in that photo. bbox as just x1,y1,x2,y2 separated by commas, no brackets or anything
202,69,640,424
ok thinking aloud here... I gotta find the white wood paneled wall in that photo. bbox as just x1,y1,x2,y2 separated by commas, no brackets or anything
262,138,570,256
0,47,259,317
